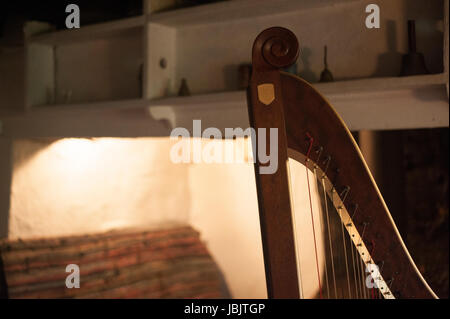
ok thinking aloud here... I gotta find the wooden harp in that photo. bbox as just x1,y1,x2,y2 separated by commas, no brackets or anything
247,27,438,299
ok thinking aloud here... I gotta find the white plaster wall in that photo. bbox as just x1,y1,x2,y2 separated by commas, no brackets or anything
8,137,190,239
188,161,267,298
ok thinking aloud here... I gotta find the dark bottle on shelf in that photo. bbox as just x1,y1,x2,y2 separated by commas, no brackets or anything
178,78,191,96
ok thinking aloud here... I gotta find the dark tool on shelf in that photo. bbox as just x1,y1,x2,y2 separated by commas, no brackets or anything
178,78,191,96
399,20,429,76
319,45,334,82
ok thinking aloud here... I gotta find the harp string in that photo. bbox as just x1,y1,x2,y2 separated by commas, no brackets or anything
351,244,360,298
315,173,359,298
348,205,362,298
337,203,352,298
305,134,323,298
315,170,383,299
361,258,368,298
369,240,377,299
313,166,330,298
358,224,368,298
301,136,386,299
349,231,359,298
321,175,338,298
339,186,359,299
378,261,385,299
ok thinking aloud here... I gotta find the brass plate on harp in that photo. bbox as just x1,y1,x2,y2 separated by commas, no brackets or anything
257,83,275,105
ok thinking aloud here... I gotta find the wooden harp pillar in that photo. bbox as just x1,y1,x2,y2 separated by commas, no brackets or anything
247,27,300,299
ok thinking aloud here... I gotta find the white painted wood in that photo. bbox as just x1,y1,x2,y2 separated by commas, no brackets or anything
54,28,143,105
313,73,448,94
0,99,171,138
22,0,445,113
149,0,359,27
10,0,449,133
150,83,449,132
25,44,54,108
327,86,448,130
28,16,145,45
149,91,250,135
150,0,444,97
1,75,448,137
26,29,143,108
25,16,145,108
146,23,176,99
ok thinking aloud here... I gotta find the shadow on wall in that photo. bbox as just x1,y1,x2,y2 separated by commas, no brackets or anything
9,138,56,171
297,47,318,83
372,20,403,77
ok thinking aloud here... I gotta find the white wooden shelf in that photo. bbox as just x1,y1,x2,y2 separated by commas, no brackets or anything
26,16,145,108
149,0,358,27
144,0,446,101
0,98,170,138
28,15,145,45
148,74,449,132
313,73,448,94
6,0,447,134
1,74,448,138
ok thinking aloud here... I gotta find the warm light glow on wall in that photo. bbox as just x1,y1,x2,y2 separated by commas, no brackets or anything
9,137,191,239
8,136,267,298
51,138,97,161
8,136,324,298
